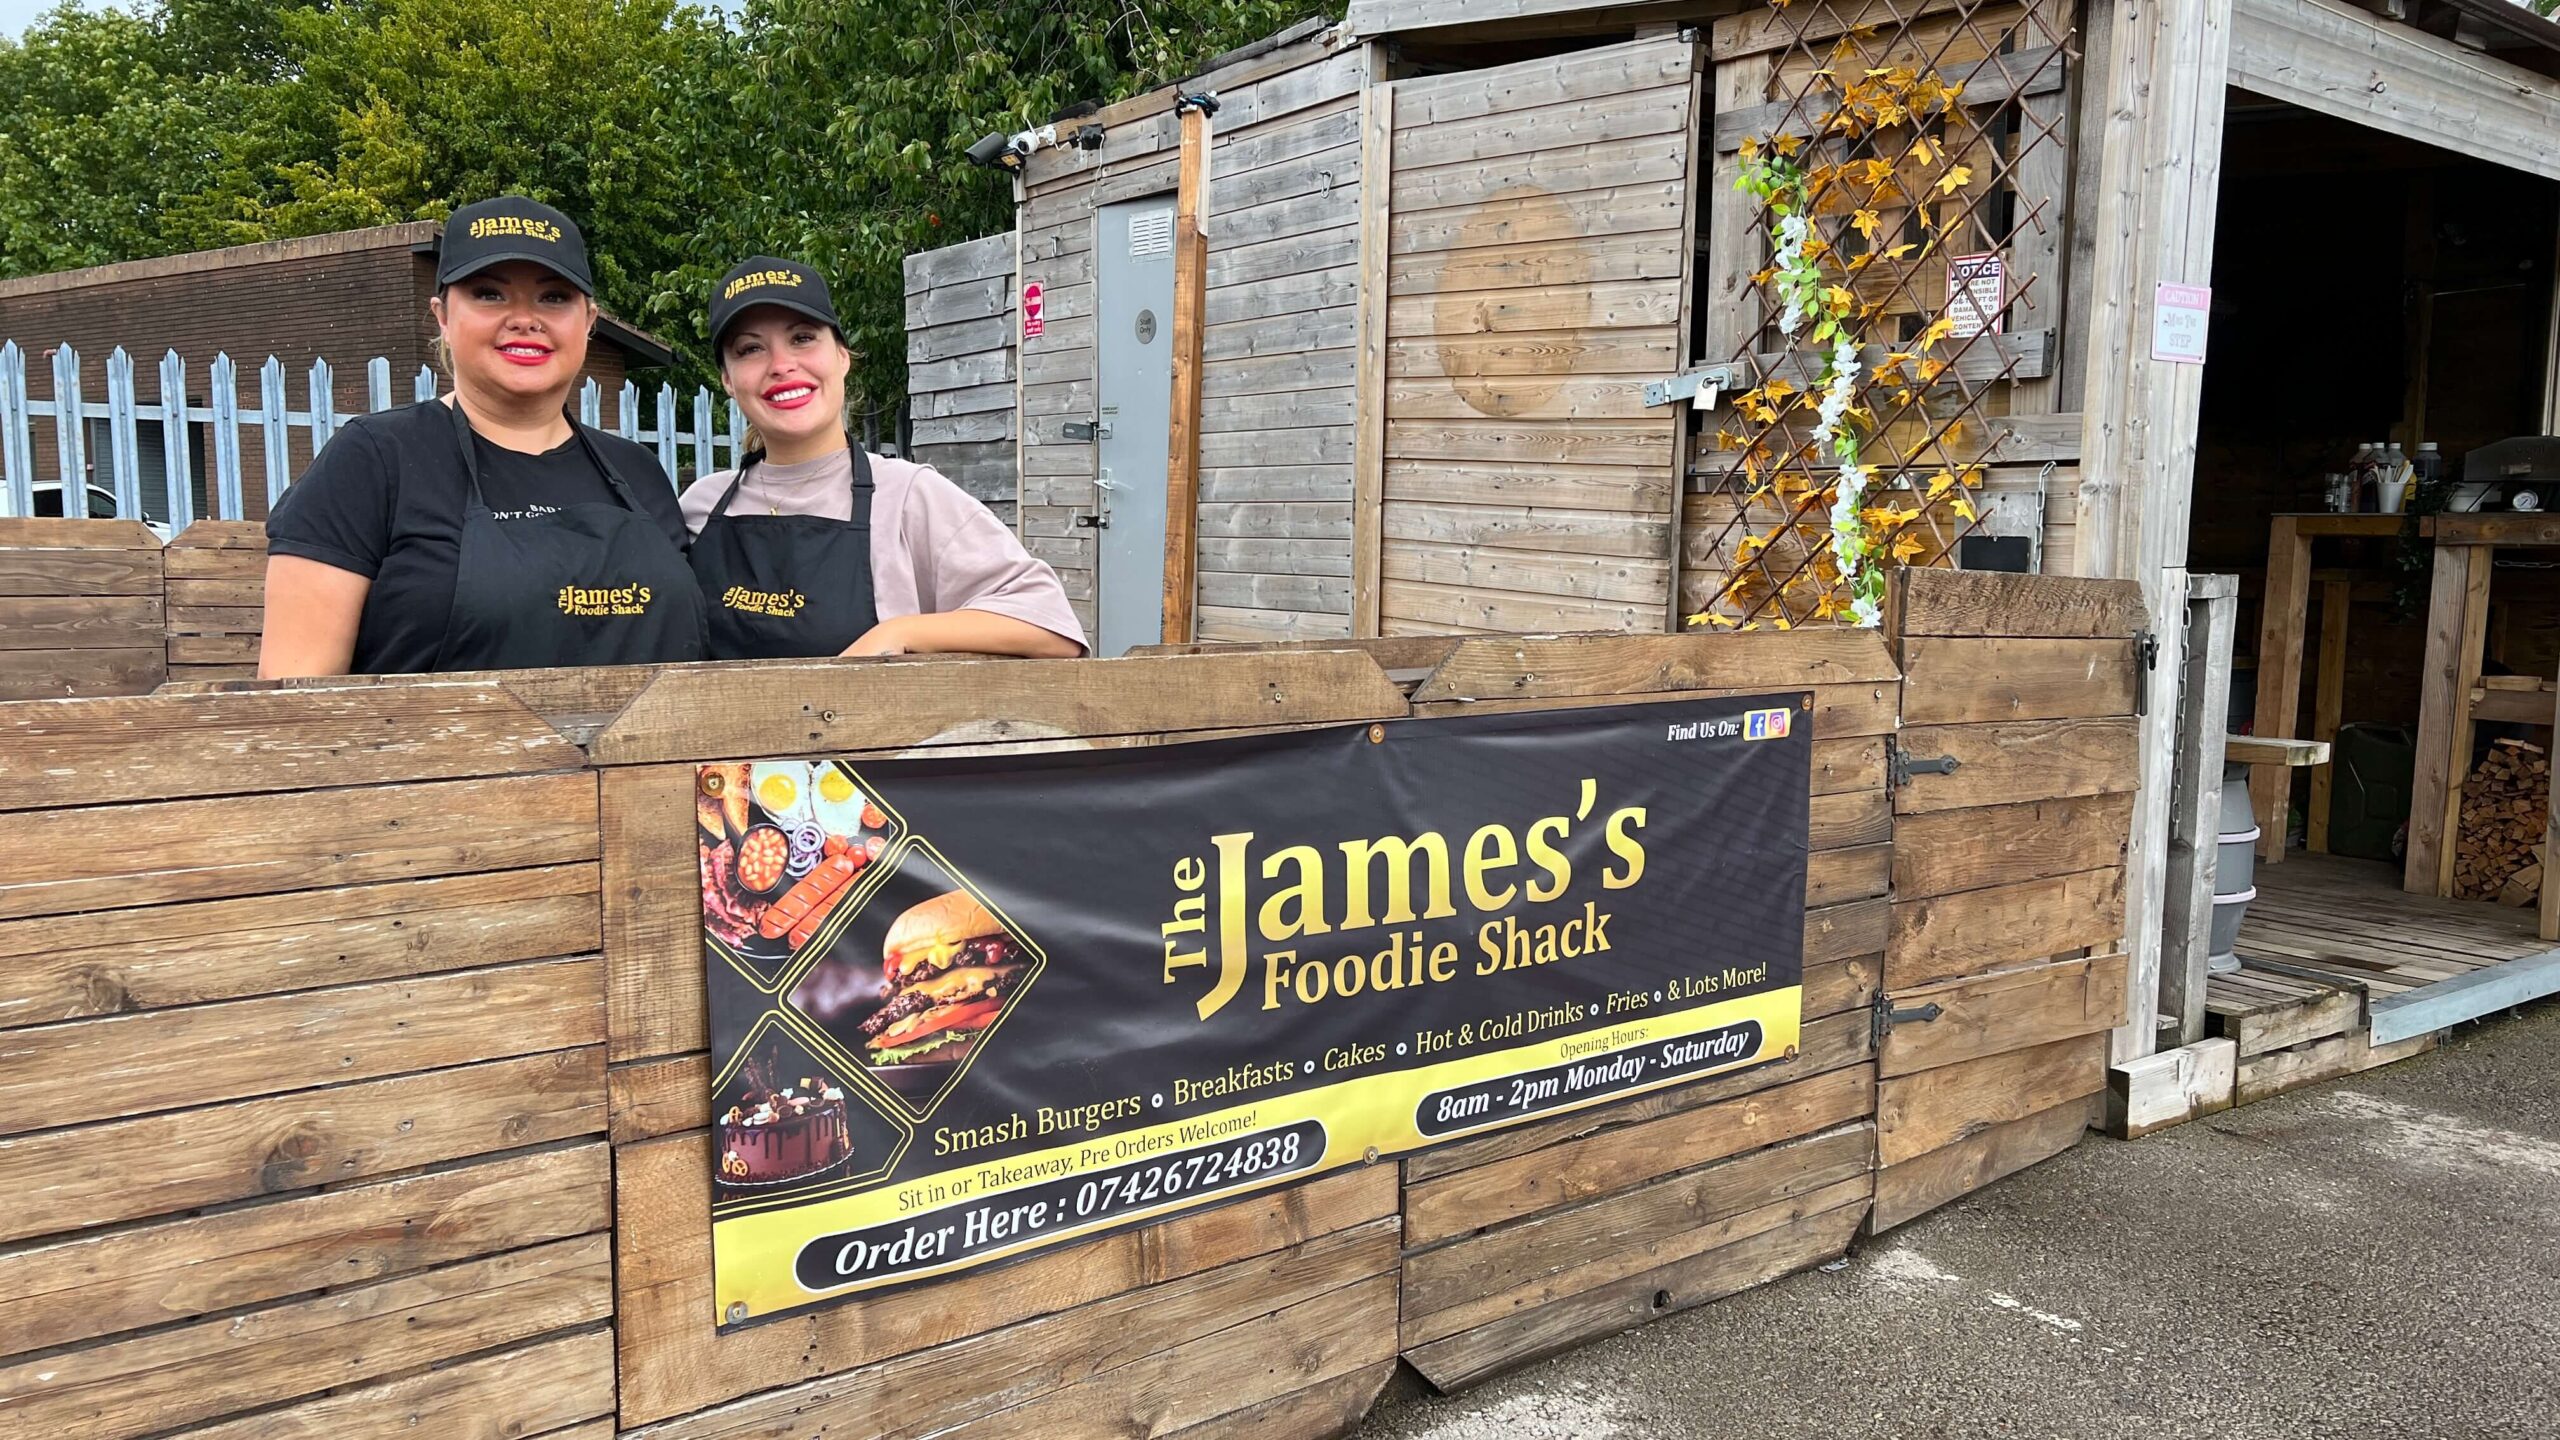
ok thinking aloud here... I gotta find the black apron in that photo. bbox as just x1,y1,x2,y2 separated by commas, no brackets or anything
689,443,881,660
435,401,707,672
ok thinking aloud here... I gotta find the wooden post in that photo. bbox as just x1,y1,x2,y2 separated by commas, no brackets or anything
1349,52,1392,639
2308,577,2350,852
2407,540,2492,895
1160,96,1213,645
2073,0,2235,1067
2248,515,2310,864
2542,667,2560,942
2161,574,2236,1047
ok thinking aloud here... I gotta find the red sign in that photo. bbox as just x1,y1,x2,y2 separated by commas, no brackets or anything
1022,283,1045,340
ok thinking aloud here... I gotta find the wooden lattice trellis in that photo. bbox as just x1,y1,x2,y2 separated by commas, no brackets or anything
1688,0,2076,628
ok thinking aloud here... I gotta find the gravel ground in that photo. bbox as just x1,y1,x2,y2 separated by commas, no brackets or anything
1360,999,2560,1440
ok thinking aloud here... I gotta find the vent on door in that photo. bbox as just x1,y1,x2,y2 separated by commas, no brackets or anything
1128,210,1174,256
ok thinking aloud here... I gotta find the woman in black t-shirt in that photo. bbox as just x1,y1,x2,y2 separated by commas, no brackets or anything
262,196,706,676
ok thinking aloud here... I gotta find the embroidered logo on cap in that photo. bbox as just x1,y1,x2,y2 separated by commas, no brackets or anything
722,269,807,300
469,215,564,244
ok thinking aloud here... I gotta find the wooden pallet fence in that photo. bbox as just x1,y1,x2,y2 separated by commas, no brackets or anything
162,518,269,684
1395,627,1893,1390
0,584,2146,1436
1872,568,2143,1231
0,517,165,699
0,682,614,1440
597,648,1414,1433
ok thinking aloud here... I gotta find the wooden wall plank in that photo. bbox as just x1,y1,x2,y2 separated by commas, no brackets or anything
1871,1093,2098,1232
1888,866,2127,989
1880,953,2131,1077
1892,718,2139,814
1402,1125,1871,1343
1894,567,2145,637
602,762,701,1063
0,957,603,1134
0,1046,604,1244
613,1133,1396,1426
588,650,1406,765
890,1272,1398,1440
1876,1031,2108,1166
177,1328,615,1440
1402,1196,1866,1393
1404,1064,1874,1245
1413,628,1897,701
0,647,166,701
1808,842,1893,907
0,864,599,1030
0,772,600,921
0,1233,609,1440
0,1142,608,1359
1891,792,2135,898
1161,1359,1398,1440
1899,637,2137,724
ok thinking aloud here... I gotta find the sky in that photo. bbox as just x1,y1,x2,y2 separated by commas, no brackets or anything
1,0,75,39
0,0,747,41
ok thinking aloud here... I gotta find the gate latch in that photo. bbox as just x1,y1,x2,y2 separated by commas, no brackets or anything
1872,998,1945,1045
1887,737,1961,789
2133,627,2160,716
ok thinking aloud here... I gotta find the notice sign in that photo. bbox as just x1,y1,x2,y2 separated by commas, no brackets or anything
2152,282,2211,364
1946,252,2005,337
693,699,1810,1326
1020,282,1044,339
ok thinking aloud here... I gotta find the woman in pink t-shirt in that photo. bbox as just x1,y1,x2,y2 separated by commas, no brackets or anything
681,255,1085,660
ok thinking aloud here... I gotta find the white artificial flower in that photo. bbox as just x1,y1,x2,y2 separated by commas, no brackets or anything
1850,595,1882,628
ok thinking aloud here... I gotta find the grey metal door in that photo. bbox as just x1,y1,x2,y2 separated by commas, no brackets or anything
1094,197,1178,656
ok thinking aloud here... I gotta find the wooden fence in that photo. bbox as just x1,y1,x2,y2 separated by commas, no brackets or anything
0,566,2141,1437
906,232,1022,529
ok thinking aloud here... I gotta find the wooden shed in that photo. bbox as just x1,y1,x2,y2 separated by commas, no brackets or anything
900,0,2560,1129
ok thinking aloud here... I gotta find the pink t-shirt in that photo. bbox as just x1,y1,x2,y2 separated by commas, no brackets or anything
679,448,1085,652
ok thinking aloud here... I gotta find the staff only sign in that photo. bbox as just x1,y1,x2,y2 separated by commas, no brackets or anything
692,696,1810,1326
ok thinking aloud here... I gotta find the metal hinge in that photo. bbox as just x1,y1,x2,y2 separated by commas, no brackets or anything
1871,996,1945,1045
2133,628,2160,716
1886,736,1961,789
1644,365,1745,409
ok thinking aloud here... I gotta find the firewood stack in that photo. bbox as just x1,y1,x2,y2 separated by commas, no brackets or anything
2454,739,2550,905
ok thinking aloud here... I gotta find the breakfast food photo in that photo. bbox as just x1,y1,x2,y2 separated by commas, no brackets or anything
696,760,902,981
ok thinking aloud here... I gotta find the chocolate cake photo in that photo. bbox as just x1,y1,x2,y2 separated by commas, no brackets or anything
715,1050,856,1190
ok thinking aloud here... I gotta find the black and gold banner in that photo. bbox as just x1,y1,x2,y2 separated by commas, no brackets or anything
694,695,1811,1327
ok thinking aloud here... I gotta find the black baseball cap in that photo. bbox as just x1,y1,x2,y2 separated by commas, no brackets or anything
709,256,839,350
437,196,594,295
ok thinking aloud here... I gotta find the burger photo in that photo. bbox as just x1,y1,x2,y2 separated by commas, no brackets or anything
855,889,1029,1067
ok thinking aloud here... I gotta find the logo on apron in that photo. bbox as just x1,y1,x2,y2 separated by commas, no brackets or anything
721,585,810,619
558,583,657,617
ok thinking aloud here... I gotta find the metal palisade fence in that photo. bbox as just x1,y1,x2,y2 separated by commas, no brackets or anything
0,340,794,528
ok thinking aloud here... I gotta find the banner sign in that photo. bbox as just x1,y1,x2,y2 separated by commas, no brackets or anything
694,696,1811,1327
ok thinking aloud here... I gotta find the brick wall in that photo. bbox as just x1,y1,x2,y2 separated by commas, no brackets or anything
1,228,643,520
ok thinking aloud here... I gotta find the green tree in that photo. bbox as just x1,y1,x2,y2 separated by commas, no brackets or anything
685,0,1315,413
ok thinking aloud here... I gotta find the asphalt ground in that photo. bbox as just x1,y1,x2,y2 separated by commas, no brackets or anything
1359,998,2560,1440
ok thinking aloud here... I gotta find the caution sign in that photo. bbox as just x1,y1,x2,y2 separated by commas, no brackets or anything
694,696,1810,1326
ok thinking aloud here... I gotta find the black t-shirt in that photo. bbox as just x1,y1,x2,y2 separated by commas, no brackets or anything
266,400,691,675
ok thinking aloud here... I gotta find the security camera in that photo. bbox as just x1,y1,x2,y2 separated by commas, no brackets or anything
966,131,1021,170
